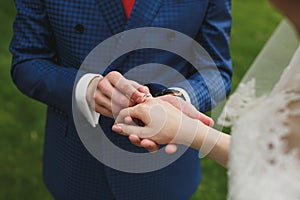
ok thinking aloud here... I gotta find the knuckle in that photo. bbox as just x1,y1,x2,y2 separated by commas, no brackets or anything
108,71,121,79
120,82,131,92
130,91,140,100
93,91,101,100
97,80,106,90
140,86,150,93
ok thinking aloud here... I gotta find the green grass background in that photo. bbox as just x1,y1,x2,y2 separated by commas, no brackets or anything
0,0,281,199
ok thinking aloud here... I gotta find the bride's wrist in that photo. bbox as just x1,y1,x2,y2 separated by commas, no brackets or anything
177,118,206,149
189,121,210,150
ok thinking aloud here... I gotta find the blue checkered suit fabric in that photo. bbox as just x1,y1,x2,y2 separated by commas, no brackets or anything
10,0,232,199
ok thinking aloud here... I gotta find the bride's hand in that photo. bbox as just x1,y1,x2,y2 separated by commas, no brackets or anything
113,98,180,144
156,95,214,126
112,98,206,151
119,96,214,153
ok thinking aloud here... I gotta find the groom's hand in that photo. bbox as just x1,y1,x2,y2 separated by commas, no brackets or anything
87,71,150,118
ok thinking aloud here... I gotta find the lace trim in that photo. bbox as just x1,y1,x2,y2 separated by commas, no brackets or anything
227,91,300,200
218,78,260,127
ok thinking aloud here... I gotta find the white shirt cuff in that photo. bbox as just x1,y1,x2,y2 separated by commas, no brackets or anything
169,87,191,103
75,73,102,127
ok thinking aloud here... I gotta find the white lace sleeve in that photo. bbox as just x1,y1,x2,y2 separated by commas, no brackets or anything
217,78,259,127
218,19,299,127
227,45,300,200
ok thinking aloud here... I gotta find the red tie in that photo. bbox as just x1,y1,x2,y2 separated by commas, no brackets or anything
121,0,136,19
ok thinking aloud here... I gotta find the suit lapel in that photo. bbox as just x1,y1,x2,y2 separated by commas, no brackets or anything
110,0,163,70
95,0,163,72
95,0,163,34
95,0,126,35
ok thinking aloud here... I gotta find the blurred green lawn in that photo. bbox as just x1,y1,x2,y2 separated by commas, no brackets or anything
0,0,281,199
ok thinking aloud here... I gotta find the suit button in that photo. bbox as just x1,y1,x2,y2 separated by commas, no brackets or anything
75,24,84,34
167,31,176,41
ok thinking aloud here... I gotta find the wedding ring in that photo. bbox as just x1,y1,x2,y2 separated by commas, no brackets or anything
142,94,152,102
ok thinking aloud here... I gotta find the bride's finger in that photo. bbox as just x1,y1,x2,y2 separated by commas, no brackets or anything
129,136,160,152
140,139,160,152
128,134,142,147
115,107,134,124
122,115,145,126
112,123,149,138
116,104,153,126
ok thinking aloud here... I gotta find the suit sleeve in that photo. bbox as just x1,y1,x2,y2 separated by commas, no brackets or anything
183,0,232,112
10,0,80,115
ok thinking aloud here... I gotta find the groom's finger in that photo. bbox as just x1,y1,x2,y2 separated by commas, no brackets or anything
128,134,142,147
112,123,140,136
140,139,160,152
114,78,147,104
129,136,160,152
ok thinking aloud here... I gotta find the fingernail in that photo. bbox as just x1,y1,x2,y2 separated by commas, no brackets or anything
113,124,123,131
130,134,139,139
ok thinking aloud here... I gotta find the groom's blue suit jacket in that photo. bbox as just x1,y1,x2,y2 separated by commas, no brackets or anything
10,0,232,199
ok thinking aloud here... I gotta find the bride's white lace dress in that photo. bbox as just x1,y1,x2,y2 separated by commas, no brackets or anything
221,45,300,199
